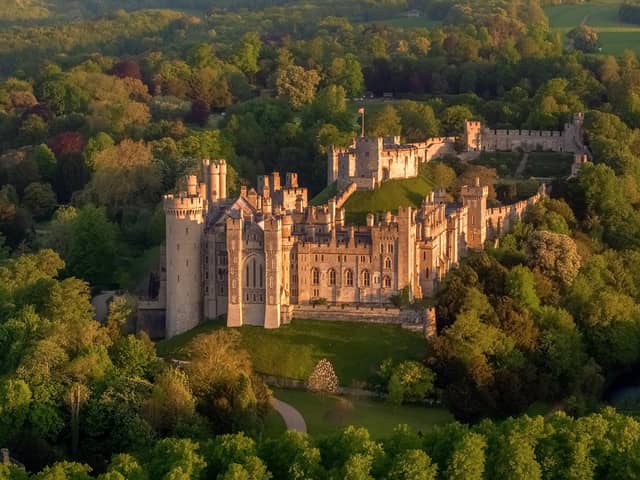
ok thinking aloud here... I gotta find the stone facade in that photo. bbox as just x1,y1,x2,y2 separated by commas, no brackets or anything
464,113,585,153
328,135,456,191
159,161,544,338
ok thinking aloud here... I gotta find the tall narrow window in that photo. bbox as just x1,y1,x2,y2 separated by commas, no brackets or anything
345,269,354,286
363,270,370,287
385,257,392,270
383,276,391,288
328,269,336,286
259,264,264,288
311,268,320,286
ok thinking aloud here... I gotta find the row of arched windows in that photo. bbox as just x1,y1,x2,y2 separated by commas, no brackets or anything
311,268,391,288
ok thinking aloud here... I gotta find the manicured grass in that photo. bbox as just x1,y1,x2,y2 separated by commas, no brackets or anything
343,176,433,224
273,388,453,438
262,408,287,438
598,30,640,55
471,151,522,178
156,318,428,387
524,152,573,178
310,181,337,206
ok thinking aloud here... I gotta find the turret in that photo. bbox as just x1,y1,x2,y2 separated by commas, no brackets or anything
163,190,205,338
264,217,283,328
461,177,489,249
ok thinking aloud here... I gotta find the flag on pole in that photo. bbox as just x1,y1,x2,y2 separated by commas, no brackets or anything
358,107,365,114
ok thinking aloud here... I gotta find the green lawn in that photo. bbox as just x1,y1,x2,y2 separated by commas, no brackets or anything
273,388,453,438
524,152,574,178
157,318,428,387
471,151,522,178
343,176,433,224
545,1,640,55
262,408,287,438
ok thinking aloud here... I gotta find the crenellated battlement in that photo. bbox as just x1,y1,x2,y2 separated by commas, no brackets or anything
163,194,205,220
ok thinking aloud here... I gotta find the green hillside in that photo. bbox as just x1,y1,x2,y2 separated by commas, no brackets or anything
342,176,433,224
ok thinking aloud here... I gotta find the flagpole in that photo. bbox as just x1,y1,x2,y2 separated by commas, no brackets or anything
360,108,365,137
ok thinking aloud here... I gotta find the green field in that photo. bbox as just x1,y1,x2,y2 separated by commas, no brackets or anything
545,1,640,55
157,318,428,387
273,388,452,438
310,181,337,206
343,176,433,224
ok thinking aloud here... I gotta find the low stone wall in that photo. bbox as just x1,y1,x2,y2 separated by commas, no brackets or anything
292,304,427,331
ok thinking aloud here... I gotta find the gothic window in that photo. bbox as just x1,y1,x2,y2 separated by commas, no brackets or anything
362,270,371,287
311,268,320,286
259,265,263,288
380,244,384,254
328,269,336,286
388,244,394,253
383,275,392,288
345,269,354,286
385,257,392,270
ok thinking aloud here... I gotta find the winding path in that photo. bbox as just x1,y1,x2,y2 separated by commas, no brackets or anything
270,398,307,433
515,152,529,177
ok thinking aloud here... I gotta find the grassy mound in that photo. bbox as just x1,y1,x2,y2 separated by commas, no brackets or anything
273,388,453,438
342,176,433,224
309,181,337,206
156,318,427,387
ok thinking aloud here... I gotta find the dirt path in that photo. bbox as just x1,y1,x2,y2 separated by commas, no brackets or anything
515,152,529,177
270,397,307,433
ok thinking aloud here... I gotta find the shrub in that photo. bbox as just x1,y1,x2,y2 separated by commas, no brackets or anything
307,359,339,393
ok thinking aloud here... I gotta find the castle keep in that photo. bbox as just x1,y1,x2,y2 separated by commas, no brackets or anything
159,152,544,338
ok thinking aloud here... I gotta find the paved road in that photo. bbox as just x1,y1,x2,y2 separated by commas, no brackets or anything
270,398,307,433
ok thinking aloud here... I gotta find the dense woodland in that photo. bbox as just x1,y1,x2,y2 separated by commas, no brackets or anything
2,0,640,477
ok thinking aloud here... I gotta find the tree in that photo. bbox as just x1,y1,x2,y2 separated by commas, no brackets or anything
568,25,600,53
505,265,540,311
18,114,49,145
90,140,162,214
143,368,196,436
441,106,474,136
446,432,486,480
103,454,147,480
22,182,57,220
233,32,262,80
111,60,142,80
49,132,84,158
327,54,364,97
33,461,92,480
396,101,440,141
260,431,323,480
366,105,401,137
85,133,115,170
110,333,158,379
527,231,581,287
0,379,32,443
188,98,210,126
387,361,435,405
276,66,321,109
66,205,118,288
147,438,206,480
388,450,437,480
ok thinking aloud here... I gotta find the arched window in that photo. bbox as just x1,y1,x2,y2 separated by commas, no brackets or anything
328,269,336,286
311,268,320,286
425,267,430,278
362,270,370,287
345,269,354,287
385,257,392,270
383,275,392,288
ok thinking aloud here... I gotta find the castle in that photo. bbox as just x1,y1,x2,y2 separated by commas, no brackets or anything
328,135,456,191
157,156,544,338
464,113,585,153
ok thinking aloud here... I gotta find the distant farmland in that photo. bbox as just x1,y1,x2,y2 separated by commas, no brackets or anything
544,1,640,55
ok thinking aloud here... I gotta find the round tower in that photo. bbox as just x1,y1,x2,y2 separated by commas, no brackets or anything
163,194,205,338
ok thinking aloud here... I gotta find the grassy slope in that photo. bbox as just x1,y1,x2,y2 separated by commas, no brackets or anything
524,152,574,178
343,176,433,224
544,1,640,55
310,181,337,206
273,388,452,438
156,318,428,387
472,151,522,178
